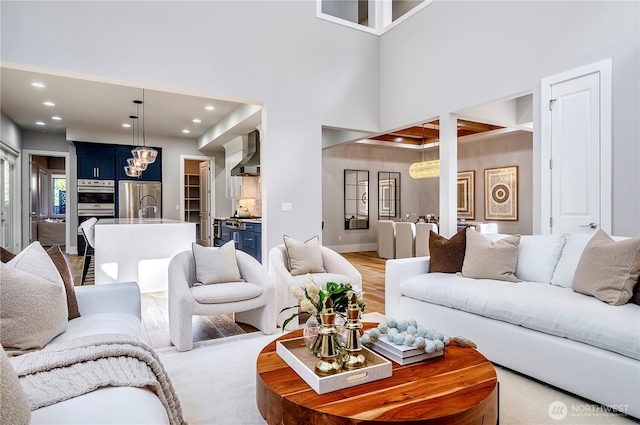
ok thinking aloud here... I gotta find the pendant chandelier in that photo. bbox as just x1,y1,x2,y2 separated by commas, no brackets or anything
409,123,440,179
124,103,146,178
131,89,158,164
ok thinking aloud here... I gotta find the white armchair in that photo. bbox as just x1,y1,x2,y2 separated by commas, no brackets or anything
168,248,276,351
269,245,362,330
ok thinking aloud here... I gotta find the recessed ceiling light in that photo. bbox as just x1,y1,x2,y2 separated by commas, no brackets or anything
192,118,201,123
31,82,45,88
36,121,46,126
205,106,215,111
122,123,131,128
51,116,62,121
182,129,190,134
43,101,55,107
395,137,403,142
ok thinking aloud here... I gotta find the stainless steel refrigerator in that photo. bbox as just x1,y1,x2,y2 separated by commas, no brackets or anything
118,181,162,219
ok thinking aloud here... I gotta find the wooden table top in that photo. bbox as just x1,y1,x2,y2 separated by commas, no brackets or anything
256,324,498,425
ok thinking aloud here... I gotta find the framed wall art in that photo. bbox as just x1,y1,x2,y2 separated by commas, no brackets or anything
484,166,518,221
457,171,475,220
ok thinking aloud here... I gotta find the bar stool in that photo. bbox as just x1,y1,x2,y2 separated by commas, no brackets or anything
415,222,438,257
395,222,416,259
80,217,97,285
377,220,396,259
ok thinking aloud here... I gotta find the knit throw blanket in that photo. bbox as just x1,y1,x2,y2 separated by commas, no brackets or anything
10,333,186,425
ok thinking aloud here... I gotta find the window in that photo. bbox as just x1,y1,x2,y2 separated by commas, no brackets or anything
52,174,66,215
318,0,430,35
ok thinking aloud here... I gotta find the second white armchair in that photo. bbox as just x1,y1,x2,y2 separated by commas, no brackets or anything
269,244,362,330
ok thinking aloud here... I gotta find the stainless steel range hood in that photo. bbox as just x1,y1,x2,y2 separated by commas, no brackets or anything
231,130,260,176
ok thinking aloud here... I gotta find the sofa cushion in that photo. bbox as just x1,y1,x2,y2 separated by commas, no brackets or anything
284,235,326,276
515,234,567,283
461,229,520,282
292,273,351,290
46,245,81,320
192,241,242,285
191,282,263,304
400,273,640,360
49,313,144,346
0,345,31,424
428,229,466,273
572,230,640,306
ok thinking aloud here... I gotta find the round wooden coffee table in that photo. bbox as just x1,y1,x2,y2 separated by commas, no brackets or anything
256,324,498,424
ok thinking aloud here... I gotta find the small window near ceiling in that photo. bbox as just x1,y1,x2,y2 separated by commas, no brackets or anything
318,0,429,34
52,174,66,215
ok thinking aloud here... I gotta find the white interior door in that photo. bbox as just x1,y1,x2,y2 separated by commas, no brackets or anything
199,161,211,246
542,59,612,235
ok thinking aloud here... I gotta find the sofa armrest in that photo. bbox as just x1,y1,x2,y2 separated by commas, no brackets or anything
74,282,141,320
385,256,431,317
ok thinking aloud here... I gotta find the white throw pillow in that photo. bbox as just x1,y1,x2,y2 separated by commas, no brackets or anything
283,235,326,276
192,241,242,285
461,229,521,282
0,345,31,423
515,234,567,283
550,234,595,288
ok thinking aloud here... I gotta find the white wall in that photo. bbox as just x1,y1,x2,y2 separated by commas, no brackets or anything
1,112,22,152
380,1,640,236
1,1,381,255
458,131,533,235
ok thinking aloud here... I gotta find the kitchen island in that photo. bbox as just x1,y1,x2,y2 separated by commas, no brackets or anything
94,218,196,293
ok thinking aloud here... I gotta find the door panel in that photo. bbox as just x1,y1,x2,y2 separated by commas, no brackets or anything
550,72,600,235
199,161,211,246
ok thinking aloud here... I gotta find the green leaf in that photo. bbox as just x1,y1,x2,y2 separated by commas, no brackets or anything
282,313,299,332
279,305,300,314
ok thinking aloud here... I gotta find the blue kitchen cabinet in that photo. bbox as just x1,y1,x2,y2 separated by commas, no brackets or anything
76,143,116,180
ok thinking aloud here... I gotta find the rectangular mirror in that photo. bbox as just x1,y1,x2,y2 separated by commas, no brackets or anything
378,171,401,220
344,169,369,230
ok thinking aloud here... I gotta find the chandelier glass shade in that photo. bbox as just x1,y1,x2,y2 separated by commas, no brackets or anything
132,145,158,164
124,165,142,177
127,157,148,171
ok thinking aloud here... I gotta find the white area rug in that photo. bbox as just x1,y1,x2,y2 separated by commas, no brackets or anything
158,319,637,425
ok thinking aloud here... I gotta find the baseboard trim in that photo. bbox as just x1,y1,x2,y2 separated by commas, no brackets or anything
325,243,377,253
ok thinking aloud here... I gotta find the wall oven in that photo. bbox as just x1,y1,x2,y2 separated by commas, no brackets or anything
77,179,115,253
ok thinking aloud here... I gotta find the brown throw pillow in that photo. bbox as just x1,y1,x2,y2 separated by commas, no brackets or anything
46,245,81,320
572,230,640,306
1,247,16,263
428,229,467,273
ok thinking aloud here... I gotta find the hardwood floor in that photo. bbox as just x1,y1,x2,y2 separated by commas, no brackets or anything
65,251,387,350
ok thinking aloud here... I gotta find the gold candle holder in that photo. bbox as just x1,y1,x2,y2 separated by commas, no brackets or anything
342,292,367,370
315,298,342,376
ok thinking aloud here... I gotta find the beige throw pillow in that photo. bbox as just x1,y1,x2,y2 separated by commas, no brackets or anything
572,230,640,306
0,345,31,423
192,241,242,285
283,235,326,276
1,263,68,354
461,229,521,282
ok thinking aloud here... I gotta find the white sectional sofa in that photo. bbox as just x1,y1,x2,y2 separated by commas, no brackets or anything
386,231,640,419
29,282,173,424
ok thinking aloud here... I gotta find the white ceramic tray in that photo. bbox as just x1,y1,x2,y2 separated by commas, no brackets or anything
276,337,392,394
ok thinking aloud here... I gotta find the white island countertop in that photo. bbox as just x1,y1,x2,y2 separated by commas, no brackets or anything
94,218,195,293
96,218,185,225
